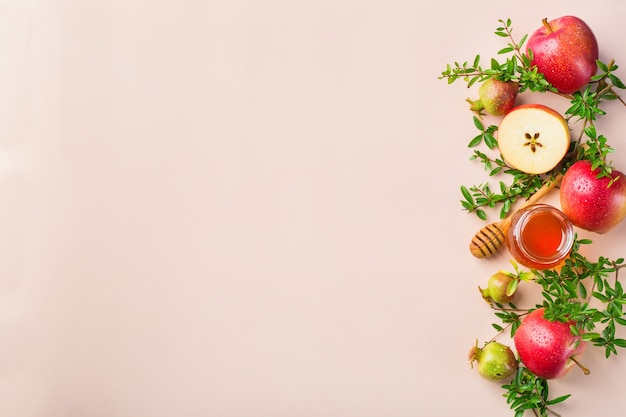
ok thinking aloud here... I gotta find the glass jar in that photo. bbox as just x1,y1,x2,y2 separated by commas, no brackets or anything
506,204,574,270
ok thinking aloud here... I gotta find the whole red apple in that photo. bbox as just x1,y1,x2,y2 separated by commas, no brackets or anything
560,159,626,234
527,16,599,94
513,308,587,379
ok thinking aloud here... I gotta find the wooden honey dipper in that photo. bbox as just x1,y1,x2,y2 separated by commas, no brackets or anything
469,173,563,258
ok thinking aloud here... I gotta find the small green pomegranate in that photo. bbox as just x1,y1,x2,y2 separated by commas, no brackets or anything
479,271,517,304
468,340,518,381
467,78,519,116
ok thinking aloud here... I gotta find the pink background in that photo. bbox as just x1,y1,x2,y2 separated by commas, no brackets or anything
2,0,626,416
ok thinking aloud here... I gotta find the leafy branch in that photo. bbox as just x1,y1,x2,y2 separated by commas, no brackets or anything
483,239,626,415
443,18,626,220
439,19,553,93
503,366,570,417
445,17,626,417
460,172,548,220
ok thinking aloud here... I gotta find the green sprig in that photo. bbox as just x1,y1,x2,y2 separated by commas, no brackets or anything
502,366,570,417
444,18,626,220
443,17,626,417
487,240,626,414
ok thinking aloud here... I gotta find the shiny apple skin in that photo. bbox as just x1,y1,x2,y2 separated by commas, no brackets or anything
527,16,599,94
560,160,626,234
513,308,586,379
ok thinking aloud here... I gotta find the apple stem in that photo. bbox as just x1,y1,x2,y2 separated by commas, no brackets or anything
541,18,554,34
570,356,591,375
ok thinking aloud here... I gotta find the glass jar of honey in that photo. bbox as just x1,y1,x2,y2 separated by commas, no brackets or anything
506,204,574,270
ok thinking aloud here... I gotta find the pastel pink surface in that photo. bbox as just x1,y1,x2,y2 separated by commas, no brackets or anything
2,2,626,417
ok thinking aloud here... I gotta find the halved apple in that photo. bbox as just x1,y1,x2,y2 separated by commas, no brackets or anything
497,104,570,174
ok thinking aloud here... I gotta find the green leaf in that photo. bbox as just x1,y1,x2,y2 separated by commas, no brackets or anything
593,292,610,303
467,75,480,88
461,185,473,203
473,116,484,131
489,166,503,176
518,34,528,48
582,332,602,341
612,338,626,348
578,281,587,299
546,394,571,405
615,316,626,326
468,134,483,148
501,199,511,217
484,132,498,149
506,279,519,297
518,271,534,282
609,74,626,89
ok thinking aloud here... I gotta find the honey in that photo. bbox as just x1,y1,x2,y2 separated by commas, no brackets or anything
506,204,574,270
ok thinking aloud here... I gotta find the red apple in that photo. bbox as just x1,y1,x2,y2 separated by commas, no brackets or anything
527,16,599,94
560,159,626,234
514,308,587,379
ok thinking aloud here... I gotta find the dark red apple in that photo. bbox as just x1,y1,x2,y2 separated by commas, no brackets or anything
527,16,599,94
560,159,626,234
513,308,587,379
